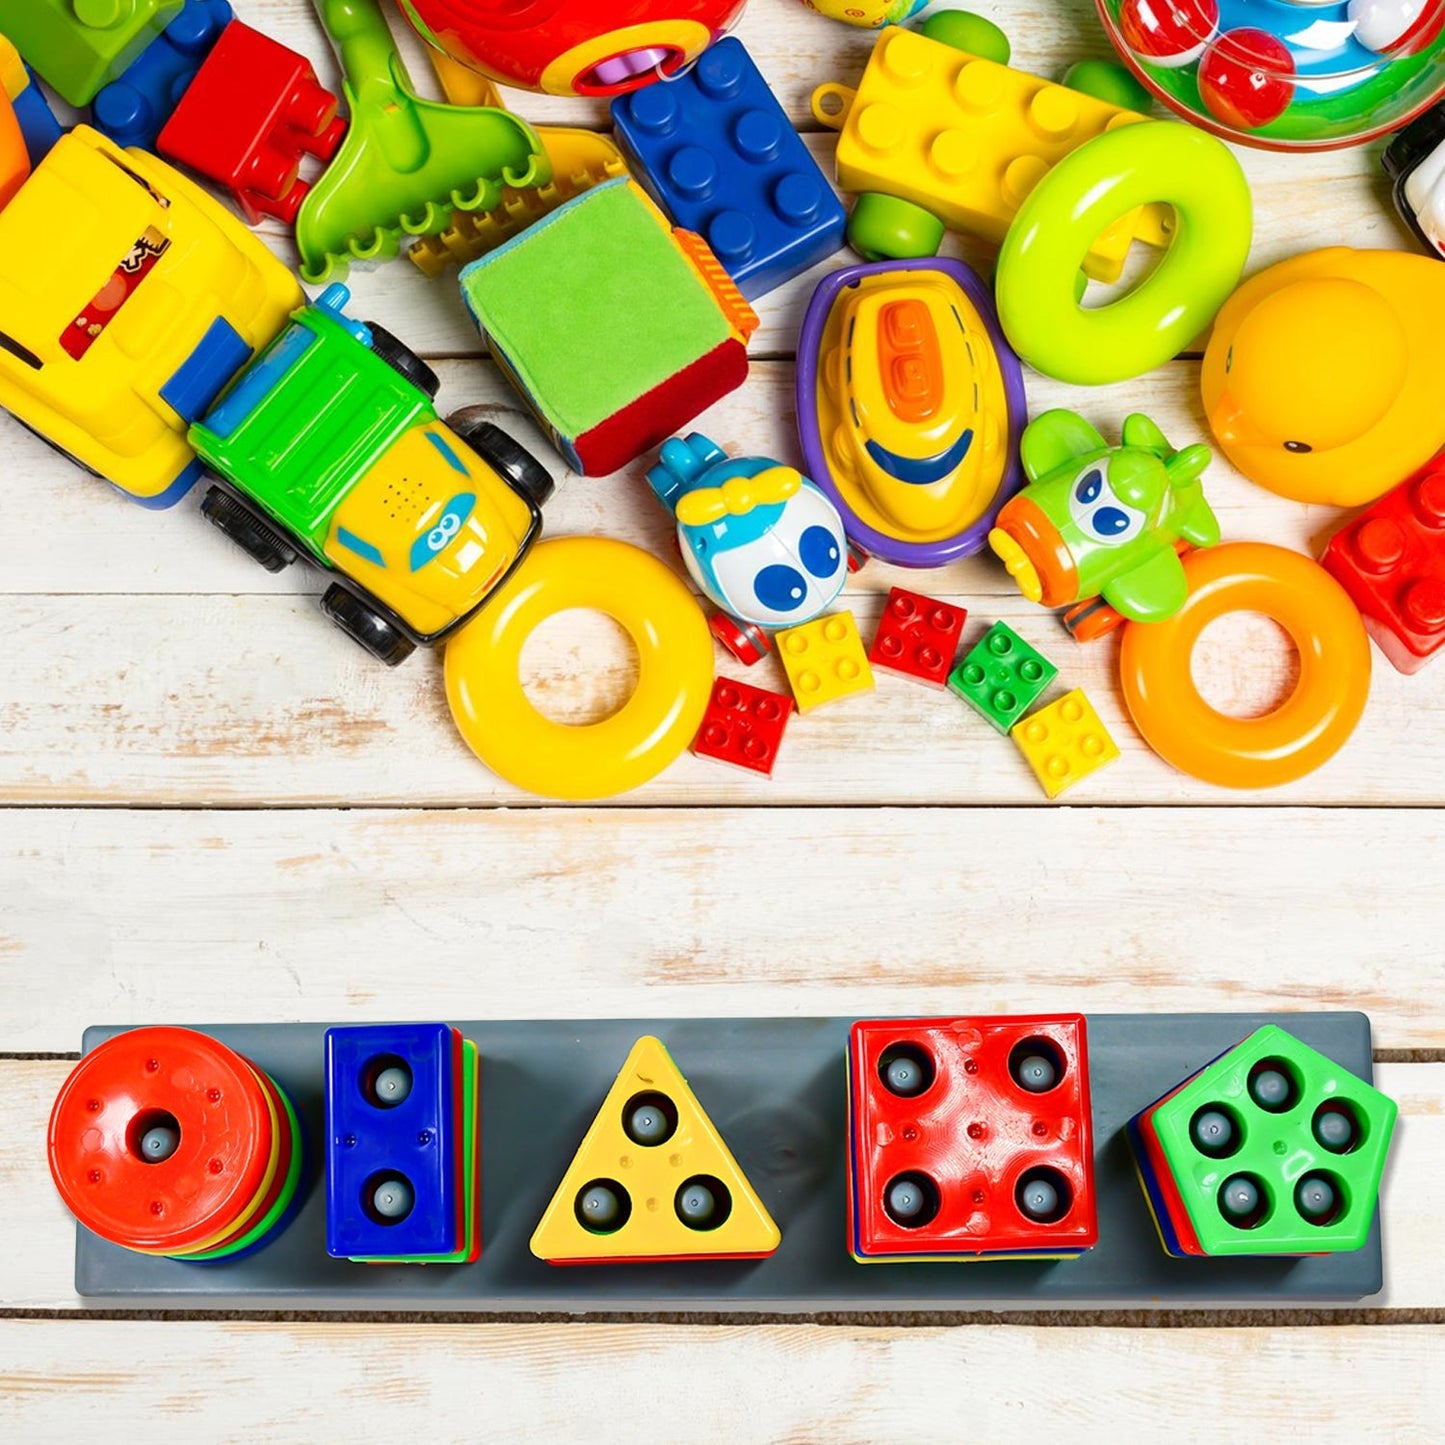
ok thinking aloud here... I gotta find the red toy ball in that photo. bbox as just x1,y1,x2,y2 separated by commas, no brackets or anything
397,0,750,96
1198,27,1295,131
1118,0,1219,67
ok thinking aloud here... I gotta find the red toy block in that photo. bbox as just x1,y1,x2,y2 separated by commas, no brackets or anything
1321,454,1445,675
847,1016,1098,1261
157,20,346,226
690,677,793,777
867,588,966,686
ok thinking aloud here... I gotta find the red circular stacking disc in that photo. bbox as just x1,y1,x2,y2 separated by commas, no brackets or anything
48,1027,275,1254
174,1063,297,1259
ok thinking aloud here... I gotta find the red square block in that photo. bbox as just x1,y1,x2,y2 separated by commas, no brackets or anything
158,19,346,225
867,588,966,687
690,677,793,777
847,1016,1098,1261
1321,455,1445,674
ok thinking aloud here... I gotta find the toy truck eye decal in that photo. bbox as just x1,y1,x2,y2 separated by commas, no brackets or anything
410,493,477,573
1068,465,1144,544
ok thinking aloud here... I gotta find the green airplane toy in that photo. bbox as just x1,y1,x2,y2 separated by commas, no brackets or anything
989,410,1220,625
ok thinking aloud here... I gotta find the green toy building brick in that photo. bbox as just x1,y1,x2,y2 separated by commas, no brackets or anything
1148,1025,1397,1257
947,621,1057,733
7,0,185,107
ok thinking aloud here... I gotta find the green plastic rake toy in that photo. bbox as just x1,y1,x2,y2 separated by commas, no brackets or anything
296,0,550,285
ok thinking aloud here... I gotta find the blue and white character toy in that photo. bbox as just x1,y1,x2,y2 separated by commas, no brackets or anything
647,432,853,663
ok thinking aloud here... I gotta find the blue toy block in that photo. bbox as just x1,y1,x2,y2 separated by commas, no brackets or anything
13,70,63,163
610,38,846,300
324,1023,461,1261
91,0,233,152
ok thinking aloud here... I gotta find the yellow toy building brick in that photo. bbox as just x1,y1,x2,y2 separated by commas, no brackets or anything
812,25,1169,283
1012,689,1120,799
530,1035,781,1265
776,610,875,713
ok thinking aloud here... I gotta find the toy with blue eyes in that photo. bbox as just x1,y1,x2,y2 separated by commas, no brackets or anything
988,410,1220,627
646,433,852,663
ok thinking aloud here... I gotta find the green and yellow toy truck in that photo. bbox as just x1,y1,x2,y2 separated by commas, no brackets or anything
189,283,553,665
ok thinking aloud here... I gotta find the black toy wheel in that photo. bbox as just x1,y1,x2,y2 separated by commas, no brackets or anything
366,323,440,400
321,585,416,667
200,488,298,573
449,411,555,508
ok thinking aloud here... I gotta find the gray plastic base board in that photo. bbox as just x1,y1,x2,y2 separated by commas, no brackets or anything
74,1013,1384,1311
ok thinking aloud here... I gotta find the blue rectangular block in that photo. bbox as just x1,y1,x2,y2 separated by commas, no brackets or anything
610,38,845,300
13,70,63,163
91,0,232,151
325,1023,460,1260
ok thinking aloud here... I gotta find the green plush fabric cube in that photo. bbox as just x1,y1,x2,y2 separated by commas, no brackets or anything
459,179,745,475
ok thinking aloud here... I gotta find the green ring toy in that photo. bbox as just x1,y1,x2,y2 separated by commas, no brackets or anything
995,122,1252,386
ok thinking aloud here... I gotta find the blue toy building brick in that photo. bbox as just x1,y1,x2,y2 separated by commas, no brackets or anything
13,70,63,163
91,0,233,152
325,1023,461,1260
610,38,845,300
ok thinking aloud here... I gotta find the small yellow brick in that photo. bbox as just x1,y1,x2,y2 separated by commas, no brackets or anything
1011,689,1119,799
776,611,875,713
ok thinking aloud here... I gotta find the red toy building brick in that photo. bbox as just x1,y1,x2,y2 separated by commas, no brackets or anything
867,588,966,686
847,1016,1098,1260
1321,454,1445,674
691,677,793,776
157,20,346,226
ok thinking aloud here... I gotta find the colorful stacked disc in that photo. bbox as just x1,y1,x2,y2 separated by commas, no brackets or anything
1128,1025,1398,1257
324,1024,481,1264
48,1027,306,1261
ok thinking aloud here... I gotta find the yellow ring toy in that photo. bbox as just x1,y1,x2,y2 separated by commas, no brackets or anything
1119,543,1371,790
445,536,715,800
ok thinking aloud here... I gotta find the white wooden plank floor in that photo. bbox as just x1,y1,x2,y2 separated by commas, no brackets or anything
3,0,1442,1438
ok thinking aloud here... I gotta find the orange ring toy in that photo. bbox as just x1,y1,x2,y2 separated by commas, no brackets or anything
1119,543,1371,790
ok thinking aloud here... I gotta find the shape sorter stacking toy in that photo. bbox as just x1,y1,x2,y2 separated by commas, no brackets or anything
458,178,758,476
610,37,846,299
1128,1025,1397,1258
325,1024,481,1264
847,1016,1099,1262
530,1035,781,1264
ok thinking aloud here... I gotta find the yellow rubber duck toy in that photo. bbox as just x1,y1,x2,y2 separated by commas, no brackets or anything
1202,247,1445,508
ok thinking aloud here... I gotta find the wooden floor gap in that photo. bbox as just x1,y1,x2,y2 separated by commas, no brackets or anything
0,1307,1439,1328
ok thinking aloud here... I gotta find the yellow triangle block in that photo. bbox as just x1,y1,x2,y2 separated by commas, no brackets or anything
530,1036,781,1264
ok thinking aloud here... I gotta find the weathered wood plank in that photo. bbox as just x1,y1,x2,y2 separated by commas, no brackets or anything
0,359,1346,596
0,1319,1438,1440
0,577,1427,805
2,809,1442,1051
0,1319,1440,1440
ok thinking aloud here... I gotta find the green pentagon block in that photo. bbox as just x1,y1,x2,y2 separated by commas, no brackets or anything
7,0,184,108
947,621,1057,733
1149,1025,1397,1257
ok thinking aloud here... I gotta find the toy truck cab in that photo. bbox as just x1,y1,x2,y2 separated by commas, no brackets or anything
191,285,554,665
0,125,302,506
